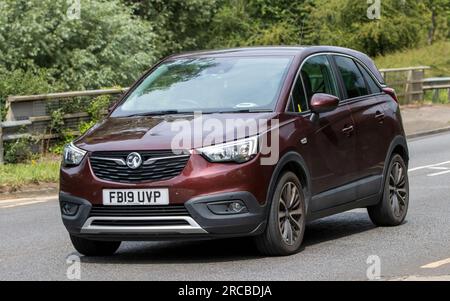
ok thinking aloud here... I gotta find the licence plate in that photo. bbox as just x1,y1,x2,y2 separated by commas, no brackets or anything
102,189,169,206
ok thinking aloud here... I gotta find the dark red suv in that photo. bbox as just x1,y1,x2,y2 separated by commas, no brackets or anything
60,46,409,256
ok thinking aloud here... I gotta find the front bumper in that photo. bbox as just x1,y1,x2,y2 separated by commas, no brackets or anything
60,191,267,241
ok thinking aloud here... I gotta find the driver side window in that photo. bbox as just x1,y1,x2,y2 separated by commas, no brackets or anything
301,55,338,102
288,55,338,113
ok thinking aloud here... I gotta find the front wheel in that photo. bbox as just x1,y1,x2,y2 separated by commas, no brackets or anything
70,235,121,256
255,171,306,256
368,154,409,226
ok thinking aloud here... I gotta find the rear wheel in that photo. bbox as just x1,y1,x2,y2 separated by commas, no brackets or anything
255,172,306,256
368,154,409,226
70,235,121,256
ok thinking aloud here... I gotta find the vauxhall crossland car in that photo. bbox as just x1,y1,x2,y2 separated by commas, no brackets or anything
60,46,409,256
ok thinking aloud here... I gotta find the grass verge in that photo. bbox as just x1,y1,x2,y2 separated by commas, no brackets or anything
0,159,60,191
374,41,450,77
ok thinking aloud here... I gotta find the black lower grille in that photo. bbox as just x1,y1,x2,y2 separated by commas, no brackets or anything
89,205,190,217
91,219,190,227
89,151,190,183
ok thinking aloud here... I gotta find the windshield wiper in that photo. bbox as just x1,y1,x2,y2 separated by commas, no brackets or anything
217,109,274,114
123,110,189,117
121,108,273,117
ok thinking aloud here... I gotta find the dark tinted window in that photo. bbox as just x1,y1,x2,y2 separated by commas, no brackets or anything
301,56,338,102
334,56,368,99
357,62,382,94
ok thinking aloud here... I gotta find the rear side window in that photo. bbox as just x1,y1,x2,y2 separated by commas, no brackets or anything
334,56,368,99
357,62,382,94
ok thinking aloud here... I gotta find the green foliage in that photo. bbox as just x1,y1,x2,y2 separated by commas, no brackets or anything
206,0,314,48
306,0,428,56
78,94,112,135
4,136,33,164
48,94,111,154
0,0,157,91
49,109,65,136
124,0,220,56
0,68,61,121
48,131,75,155
86,95,111,121
0,159,60,188
425,0,450,43
374,41,450,77
78,120,96,135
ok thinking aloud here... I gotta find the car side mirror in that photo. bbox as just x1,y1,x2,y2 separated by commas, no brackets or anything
309,93,339,123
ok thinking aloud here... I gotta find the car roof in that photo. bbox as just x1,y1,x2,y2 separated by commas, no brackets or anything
169,46,385,84
170,46,307,58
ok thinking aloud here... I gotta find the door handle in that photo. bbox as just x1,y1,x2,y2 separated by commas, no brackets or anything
375,111,385,121
342,125,354,136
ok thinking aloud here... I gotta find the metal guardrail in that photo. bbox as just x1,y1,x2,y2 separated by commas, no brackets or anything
422,77,450,102
0,88,128,164
379,66,430,103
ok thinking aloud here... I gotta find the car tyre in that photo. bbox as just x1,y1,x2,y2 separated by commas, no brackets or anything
70,235,121,256
255,171,306,256
368,154,409,226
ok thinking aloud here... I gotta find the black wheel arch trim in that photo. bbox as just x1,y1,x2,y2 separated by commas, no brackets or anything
385,135,409,166
265,151,312,216
380,135,409,194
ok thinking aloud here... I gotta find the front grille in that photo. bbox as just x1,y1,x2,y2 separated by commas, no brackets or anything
89,205,190,217
90,219,190,227
89,151,190,183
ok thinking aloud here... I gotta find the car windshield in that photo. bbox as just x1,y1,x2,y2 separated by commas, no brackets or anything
111,56,293,117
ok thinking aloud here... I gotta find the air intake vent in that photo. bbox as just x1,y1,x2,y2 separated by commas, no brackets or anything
89,205,190,217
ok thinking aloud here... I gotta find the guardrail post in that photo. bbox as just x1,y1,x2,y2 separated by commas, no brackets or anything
5,96,14,121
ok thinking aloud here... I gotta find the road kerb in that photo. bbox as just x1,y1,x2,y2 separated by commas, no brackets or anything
407,126,450,139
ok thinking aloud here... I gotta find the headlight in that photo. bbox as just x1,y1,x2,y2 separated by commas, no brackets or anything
198,136,258,163
63,142,87,166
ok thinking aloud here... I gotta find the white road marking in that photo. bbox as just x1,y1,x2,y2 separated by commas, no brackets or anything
421,258,450,269
409,160,450,172
428,166,449,170
395,275,450,281
0,195,57,209
427,170,450,177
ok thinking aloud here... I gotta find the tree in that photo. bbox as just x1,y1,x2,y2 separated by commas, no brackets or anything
123,0,220,56
306,0,428,56
425,0,450,45
0,0,158,90
205,0,314,48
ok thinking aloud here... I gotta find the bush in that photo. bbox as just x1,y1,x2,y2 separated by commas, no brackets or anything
0,0,158,91
48,94,112,155
4,136,33,164
306,0,428,56
0,68,61,121
78,94,112,135
86,95,111,121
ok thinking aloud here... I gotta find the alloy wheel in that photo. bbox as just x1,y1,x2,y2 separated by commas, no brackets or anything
389,162,408,218
278,182,304,246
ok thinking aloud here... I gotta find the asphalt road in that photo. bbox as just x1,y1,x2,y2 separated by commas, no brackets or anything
1,132,450,281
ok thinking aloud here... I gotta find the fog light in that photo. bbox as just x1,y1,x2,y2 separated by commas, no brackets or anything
229,201,245,213
61,202,79,216
207,200,248,215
